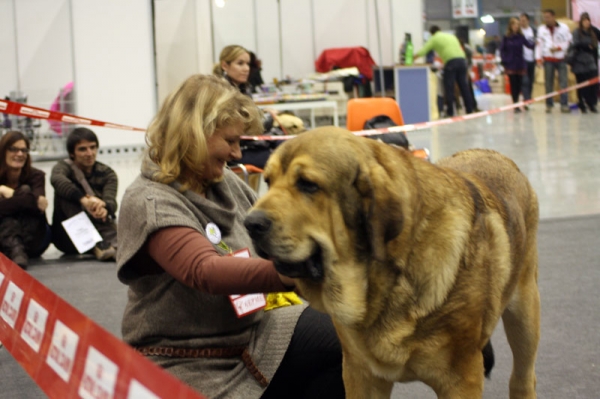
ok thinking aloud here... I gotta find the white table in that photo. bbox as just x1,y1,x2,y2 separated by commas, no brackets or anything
257,100,339,129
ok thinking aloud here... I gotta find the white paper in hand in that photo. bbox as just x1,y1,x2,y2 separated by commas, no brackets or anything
61,211,103,253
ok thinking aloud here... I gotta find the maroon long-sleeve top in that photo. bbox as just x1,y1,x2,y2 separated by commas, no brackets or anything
130,226,288,295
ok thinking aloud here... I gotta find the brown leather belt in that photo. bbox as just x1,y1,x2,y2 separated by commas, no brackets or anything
135,345,268,387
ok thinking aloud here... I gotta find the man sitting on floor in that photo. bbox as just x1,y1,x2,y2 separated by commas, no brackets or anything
50,127,118,261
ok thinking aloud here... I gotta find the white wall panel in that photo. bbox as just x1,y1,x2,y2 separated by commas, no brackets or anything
313,0,369,57
154,0,199,103
71,0,156,147
254,0,281,82
280,0,314,79
0,0,18,98
14,0,74,107
195,0,215,75
391,0,424,61
367,0,394,66
211,0,256,61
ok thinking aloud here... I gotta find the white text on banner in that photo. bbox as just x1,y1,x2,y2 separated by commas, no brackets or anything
20,299,49,352
46,320,80,382
79,346,119,399
1,282,25,328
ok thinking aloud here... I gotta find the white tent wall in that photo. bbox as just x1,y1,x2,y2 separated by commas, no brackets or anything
153,0,214,104
70,0,156,147
1,0,74,108
0,0,18,102
2,0,424,145
253,0,281,84
195,0,215,86
312,1,370,59
212,0,419,84
391,0,424,62
154,0,200,103
279,0,314,82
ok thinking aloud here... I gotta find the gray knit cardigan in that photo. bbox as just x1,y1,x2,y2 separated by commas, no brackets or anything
116,158,306,398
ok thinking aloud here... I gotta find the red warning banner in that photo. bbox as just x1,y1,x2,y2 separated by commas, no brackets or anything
0,253,206,399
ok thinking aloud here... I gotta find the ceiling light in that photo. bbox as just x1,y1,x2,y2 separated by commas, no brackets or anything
215,0,225,8
480,15,495,24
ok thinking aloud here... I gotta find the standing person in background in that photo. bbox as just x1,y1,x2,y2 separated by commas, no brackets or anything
459,38,481,112
51,128,118,261
0,131,51,269
415,26,474,117
520,13,537,110
570,12,598,113
536,9,573,113
500,17,535,113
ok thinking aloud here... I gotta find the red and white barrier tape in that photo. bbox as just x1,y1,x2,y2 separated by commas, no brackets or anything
0,99,145,132
239,76,600,141
2,76,598,140
0,253,206,399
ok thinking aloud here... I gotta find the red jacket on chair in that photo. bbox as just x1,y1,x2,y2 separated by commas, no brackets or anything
315,47,376,80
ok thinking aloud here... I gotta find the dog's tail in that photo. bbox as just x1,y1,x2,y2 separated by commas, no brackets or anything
482,340,495,378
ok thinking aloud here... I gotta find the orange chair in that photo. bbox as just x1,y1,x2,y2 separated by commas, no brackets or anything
346,97,404,132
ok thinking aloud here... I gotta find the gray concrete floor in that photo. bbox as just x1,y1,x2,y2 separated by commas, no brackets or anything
2,93,600,398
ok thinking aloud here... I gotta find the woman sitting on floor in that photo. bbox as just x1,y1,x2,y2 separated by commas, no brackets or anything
0,131,51,269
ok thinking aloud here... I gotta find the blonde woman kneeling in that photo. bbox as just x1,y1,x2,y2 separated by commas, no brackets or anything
116,75,344,399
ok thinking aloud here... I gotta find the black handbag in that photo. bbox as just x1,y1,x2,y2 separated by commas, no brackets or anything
363,115,410,149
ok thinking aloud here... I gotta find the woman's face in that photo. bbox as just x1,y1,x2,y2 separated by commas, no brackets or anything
222,52,250,85
203,123,243,181
5,139,28,170
583,19,591,30
511,20,520,33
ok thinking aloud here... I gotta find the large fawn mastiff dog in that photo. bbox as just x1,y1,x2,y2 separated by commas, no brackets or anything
245,127,540,399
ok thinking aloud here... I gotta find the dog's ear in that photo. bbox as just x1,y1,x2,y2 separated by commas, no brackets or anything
353,160,403,262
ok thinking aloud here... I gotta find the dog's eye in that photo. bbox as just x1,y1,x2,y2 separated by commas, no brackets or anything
264,177,270,187
296,178,319,194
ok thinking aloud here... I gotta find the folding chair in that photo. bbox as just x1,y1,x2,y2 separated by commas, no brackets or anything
229,164,264,193
346,98,430,161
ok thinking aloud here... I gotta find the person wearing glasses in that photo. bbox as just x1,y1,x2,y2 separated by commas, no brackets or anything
51,128,118,261
0,131,51,269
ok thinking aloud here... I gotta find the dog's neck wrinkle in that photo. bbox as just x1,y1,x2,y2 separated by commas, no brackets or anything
355,258,404,329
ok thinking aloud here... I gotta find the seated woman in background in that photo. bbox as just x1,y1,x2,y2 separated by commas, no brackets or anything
0,131,51,269
213,44,254,96
116,74,344,399
214,45,279,169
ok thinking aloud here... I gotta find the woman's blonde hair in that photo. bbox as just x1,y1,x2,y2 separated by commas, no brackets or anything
506,17,523,37
146,74,263,192
213,45,249,76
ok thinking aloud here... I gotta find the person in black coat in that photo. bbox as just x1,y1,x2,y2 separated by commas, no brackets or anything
571,13,599,113
0,131,51,268
500,17,535,112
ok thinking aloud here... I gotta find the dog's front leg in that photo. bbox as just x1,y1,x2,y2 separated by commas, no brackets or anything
342,354,394,399
430,352,485,399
